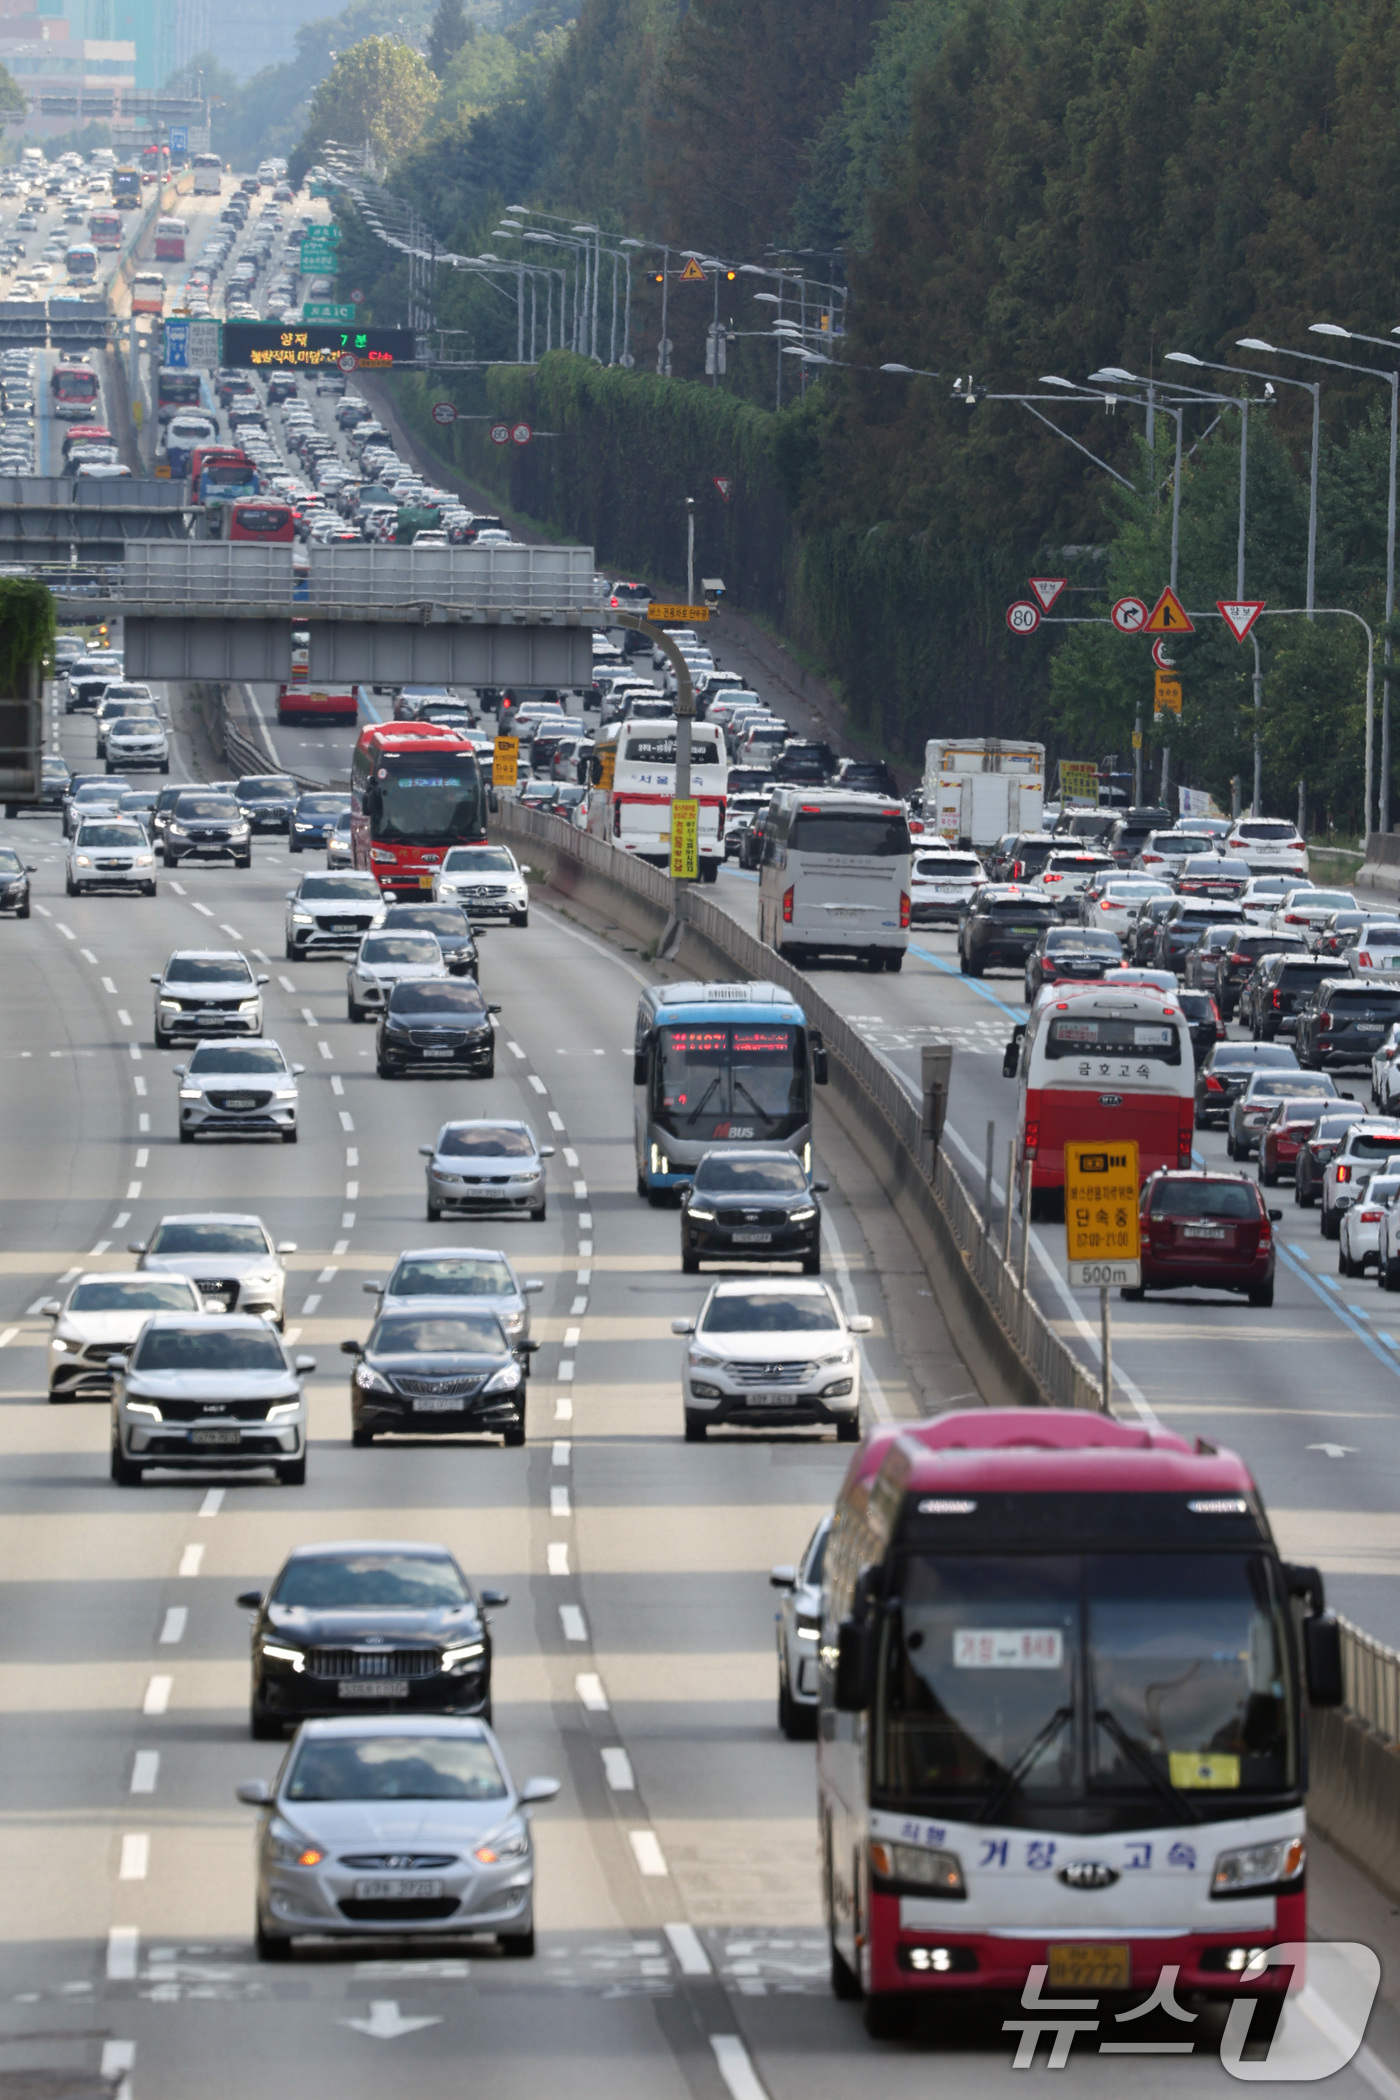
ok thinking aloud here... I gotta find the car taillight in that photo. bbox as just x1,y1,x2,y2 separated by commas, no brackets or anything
1043,873,1063,883
1318,1011,1332,1030
1289,839,1306,848
1272,990,1282,1008
1012,861,1024,879
1178,1102,1195,1166
1337,1164,1352,1182
1205,1074,1225,1092
909,819,924,834
900,891,911,929
1229,838,1245,846
1360,953,1373,968
782,885,794,924
1024,1120,1040,1158
1210,999,1223,1033
1361,1209,1384,1223
1100,899,1115,909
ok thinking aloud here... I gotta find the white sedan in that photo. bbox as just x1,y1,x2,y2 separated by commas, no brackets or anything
1372,1023,1400,1109
1240,874,1305,923
1341,1174,1400,1277
1081,878,1172,940
909,848,985,924
671,1278,871,1442
1268,887,1356,940
66,818,157,895
43,1270,207,1401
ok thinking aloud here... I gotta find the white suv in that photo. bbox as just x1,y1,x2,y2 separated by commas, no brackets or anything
1321,1122,1400,1239
1226,818,1311,875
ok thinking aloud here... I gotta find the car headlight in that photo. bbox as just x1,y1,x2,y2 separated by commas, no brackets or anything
243,1271,276,1289
124,1400,161,1420
50,1337,71,1352
484,1362,522,1393
291,909,313,922
473,1825,529,1864
168,823,188,836
686,1206,716,1223
354,1362,392,1391
500,1311,524,1334
135,854,154,867
238,999,260,1013
267,1819,322,1864
159,997,181,1011
689,1351,724,1371
790,1206,818,1223
819,1348,853,1368
260,1641,306,1671
272,1088,298,1101
266,1399,301,1422
178,1087,202,1100
75,854,91,867
1212,1837,1305,1894
441,1640,485,1673
232,822,250,836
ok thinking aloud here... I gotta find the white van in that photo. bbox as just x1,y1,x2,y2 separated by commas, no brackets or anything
756,787,911,969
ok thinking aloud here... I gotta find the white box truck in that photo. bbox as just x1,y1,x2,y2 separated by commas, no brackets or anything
924,737,1045,847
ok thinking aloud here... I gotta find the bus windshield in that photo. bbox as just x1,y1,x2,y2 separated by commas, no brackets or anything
872,1551,1295,1815
370,758,484,846
52,367,99,403
788,810,908,856
654,1024,807,1136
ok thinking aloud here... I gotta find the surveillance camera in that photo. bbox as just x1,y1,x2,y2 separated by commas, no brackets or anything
702,577,725,607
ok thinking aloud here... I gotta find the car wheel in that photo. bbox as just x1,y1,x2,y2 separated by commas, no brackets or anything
1387,1257,1400,1292
376,1062,393,1078
255,1916,293,1963
250,1703,283,1741
1340,1245,1353,1276
958,946,969,974
512,911,529,928
682,1249,699,1274
802,1249,822,1275
284,940,300,960
684,1413,707,1442
498,1928,534,1957
1260,1163,1276,1187
884,951,903,972
347,1000,363,1022
1225,1135,1238,1160
502,1421,526,1448
1120,1285,1146,1302
779,1645,814,1739
830,1936,862,2002
351,1428,374,1447
1298,1184,1314,1207
276,1457,306,1486
109,1444,142,1486
178,1123,194,1144
289,839,301,853
965,953,984,977
1322,1208,1340,1240
47,1386,67,1404
16,900,27,918
530,1202,546,1222
864,1995,909,2042
143,882,157,897
64,874,76,896
480,1057,495,1079
836,1416,860,1443
236,852,251,868
281,1127,298,1144
1248,1279,1276,1308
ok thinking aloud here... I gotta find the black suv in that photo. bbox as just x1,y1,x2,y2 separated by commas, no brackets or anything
1248,955,1335,1040
1295,978,1400,1069
1196,1041,1300,1128
1129,894,1179,963
835,758,900,797
958,887,1057,976
235,774,298,834
1023,928,1121,1001
1216,929,1308,1021
1108,805,1171,867
1151,900,1242,973
772,740,839,784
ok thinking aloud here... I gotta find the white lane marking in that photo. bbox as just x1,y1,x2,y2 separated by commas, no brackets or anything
333,1239,349,1257
130,1750,159,1793
199,1487,224,1516
128,1043,142,1061
579,1238,593,1257
602,1747,635,1791
629,1829,669,1877
106,1927,139,1980
507,1041,525,1059
551,1485,570,1516
138,1113,149,1132
548,1109,565,1130
279,975,295,992
564,1326,582,1349
118,1833,149,1881
112,1213,130,1231
577,1214,592,1232
102,977,117,993
57,1267,80,1284
143,1675,172,1715
346,1146,359,1166
572,1181,588,1201
577,1268,591,1285
576,1672,608,1710
159,1607,187,1643
547,1542,570,1576
219,923,243,939
178,1543,203,1577
102,2037,136,2100
56,921,74,940
33,902,50,917
563,1148,579,1168
318,1265,338,1283
0,1327,17,1348
252,949,269,965
301,1007,316,1026
88,1243,110,1258
302,1294,322,1315
552,1439,571,1466
117,1010,132,1028
1356,2046,1400,2100
559,1604,588,1641
135,1149,148,1168
126,1182,141,1199
537,903,652,985
318,1041,333,1060
570,1296,587,1317
80,947,97,965
555,1397,573,1420
528,1074,547,1094
169,881,186,894
330,1074,344,1095
284,1327,302,1344
710,2034,769,2100
666,1923,712,1976
342,1212,356,1229
339,1111,354,1131
345,1181,359,1199
190,901,213,918
133,1076,146,1096
25,1297,46,1316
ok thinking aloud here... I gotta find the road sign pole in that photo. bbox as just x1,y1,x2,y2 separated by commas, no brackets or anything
1020,1160,1033,1292
1100,1287,1112,1414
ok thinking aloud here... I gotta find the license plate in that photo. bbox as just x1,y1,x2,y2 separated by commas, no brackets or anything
190,1427,239,1445
1048,1945,1130,1991
222,1096,255,1110
338,1679,408,1699
413,1395,461,1411
353,1877,442,1900
1183,1225,1226,1239
423,1046,453,1058
747,1392,794,1406
419,874,435,888
1358,1023,1384,1033
1010,926,1038,936
731,1231,772,1243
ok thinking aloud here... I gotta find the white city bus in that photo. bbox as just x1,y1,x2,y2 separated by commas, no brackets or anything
192,153,222,196
587,716,726,881
756,788,911,970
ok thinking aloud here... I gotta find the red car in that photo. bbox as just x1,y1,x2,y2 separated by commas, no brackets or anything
1122,1170,1281,1306
1257,1101,1330,1187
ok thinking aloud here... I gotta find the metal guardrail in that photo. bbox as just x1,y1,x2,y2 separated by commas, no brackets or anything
1339,1616,1400,1746
497,802,1100,1412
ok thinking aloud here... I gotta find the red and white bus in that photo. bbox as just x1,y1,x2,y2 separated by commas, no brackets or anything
277,626,357,724
586,715,726,879
88,209,122,250
350,723,488,894
1008,983,1195,1219
819,1408,1340,2037
50,363,100,421
229,498,294,543
153,217,187,262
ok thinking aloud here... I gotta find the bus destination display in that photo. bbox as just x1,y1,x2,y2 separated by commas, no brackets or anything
221,323,416,370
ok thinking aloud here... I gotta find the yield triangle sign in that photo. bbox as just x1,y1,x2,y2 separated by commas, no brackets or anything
713,475,732,501
1029,576,1066,610
1143,585,1194,634
1217,599,1265,642
679,257,706,281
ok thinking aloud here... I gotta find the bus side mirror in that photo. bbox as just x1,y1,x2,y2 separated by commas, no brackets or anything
1303,1612,1343,1708
810,1032,828,1086
1002,1024,1026,1080
834,1619,871,1712
488,788,499,814
633,1046,647,1087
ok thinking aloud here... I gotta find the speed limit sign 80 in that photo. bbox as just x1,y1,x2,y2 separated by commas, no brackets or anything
1006,600,1041,635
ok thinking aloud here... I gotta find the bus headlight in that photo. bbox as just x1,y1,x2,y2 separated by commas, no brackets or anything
870,1842,964,1894
1211,1837,1305,1894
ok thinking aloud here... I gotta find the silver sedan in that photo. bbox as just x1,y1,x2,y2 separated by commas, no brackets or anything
363,1246,544,1363
419,1121,554,1223
347,931,447,1022
238,1716,559,1958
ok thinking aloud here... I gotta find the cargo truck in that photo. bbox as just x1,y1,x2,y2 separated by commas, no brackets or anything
923,736,1045,847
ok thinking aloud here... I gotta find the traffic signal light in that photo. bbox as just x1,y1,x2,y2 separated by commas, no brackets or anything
97,622,108,644
653,272,664,284
725,269,736,281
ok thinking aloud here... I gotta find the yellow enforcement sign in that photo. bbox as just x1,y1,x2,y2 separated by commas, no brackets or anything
670,797,699,880
647,603,710,623
1154,669,1182,714
1132,730,1143,749
492,735,518,787
597,746,616,792
1064,1139,1141,1288
1060,760,1098,800
153,461,171,478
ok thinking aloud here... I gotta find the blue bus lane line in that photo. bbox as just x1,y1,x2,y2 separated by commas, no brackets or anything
1276,1240,1400,1379
908,941,1028,1022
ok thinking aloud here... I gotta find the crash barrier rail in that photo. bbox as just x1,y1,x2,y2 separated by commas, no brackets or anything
216,685,330,793
493,800,1101,1414
1301,1615,1400,1904
1340,1615,1400,1744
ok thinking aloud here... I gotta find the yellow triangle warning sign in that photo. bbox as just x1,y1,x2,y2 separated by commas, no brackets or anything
1143,586,1194,634
679,257,706,282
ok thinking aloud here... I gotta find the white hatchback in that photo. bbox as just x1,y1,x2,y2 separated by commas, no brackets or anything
1081,878,1173,940
909,848,985,924
1225,817,1311,875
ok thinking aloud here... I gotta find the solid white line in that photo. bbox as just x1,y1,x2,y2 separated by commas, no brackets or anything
199,1487,223,1516
559,1604,588,1641
552,1439,571,1466
159,1607,187,1644
143,1675,172,1715
602,1747,635,1790
711,2034,770,2100
551,1485,570,1516
118,1833,149,1881
665,1923,713,1975
547,1542,570,1576
629,1829,669,1877
528,1074,547,1094
178,1543,203,1577
105,1927,138,1981
129,1750,159,1794
575,1671,608,1710
548,1110,565,1131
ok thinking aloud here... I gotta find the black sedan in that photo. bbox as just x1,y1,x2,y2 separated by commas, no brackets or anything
380,901,481,978
957,887,1057,976
288,792,349,852
235,775,299,833
1023,928,1121,1001
1196,1041,1299,1127
341,1303,530,1446
239,1540,509,1739
1176,987,1225,1066
680,1147,828,1273
0,845,34,915
376,979,499,1078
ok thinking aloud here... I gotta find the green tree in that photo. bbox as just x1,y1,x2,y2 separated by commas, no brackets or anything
427,0,472,75
298,35,437,173
0,61,25,124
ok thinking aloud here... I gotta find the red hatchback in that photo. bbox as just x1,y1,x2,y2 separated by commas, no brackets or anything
1123,1171,1281,1307
1257,1101,1329,1187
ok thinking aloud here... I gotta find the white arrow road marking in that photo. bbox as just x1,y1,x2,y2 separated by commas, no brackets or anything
1308,1443,1357,1458
341,2000,443,2041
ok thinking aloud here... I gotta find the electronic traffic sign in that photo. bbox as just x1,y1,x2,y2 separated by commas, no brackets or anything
221,322,416,371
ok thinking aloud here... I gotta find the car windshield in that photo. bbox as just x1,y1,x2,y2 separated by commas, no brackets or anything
388,983,485,1015
385,907,470,935
655,1024,806,1130
273,1552,468,1609
388,1256,515,1296
133,1325,286,1372
237,776,295,798
1243,1075,1336,1099
175,798,239,820
1237,822,1297,840
1346,1132,1400,1160
701,1292,840,1334
873,1552,1294,1804
436,1126,533,1158
75,825,143,847
693,1155,809,1193
165,956,252,984
361,935,441,965
370,760,484,846
372,1313,506,1353
146,1221,270,1255
1149,1180,1258,1218
69,1278,195,1312
1046,930,1120,953
787,811,908,856
186,1044,287,1074
441,847,515,874
0,850,23,872
1210,1046,1297,1070
1045,1017,1182,1064
296,796,345,815
285,1733,506,1802
300,876,380,899
74,783,121,800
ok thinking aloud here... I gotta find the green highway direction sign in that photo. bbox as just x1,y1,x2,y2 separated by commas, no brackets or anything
303,302,355,321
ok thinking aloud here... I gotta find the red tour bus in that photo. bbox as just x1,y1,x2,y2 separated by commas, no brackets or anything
350,724,488,893
819,1408,1341,2038
50,363,100,421
88,209,122,249
229,499,294,542
153,216,187,262
1007,983,1196,1220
